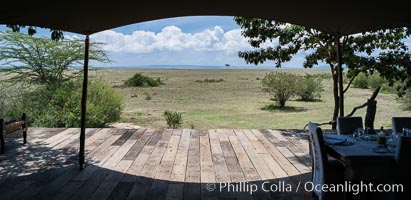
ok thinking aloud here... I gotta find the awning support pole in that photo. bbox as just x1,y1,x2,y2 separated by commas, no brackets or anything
79,35,90,170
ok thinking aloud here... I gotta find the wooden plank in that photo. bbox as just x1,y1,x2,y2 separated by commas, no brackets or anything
219,140,245,183
267,130,311,181
165,183,184,200
128,128,146,140
102,138,138,170
89,160,134,200
183,129,201,200
139,129,171,178
172,129,182,136
208,130,238,200
87,134,122,161
69,169,113,200
124,129,158,179
11,164,73,199
127,129,170,200
51,181,83,200
208,130,230,182
72,134,122,182
146,130,180,200
233,130,272,200
253,130,302,182
227,130,260,181
39,128,68,139
170,129,190,182
111,130,134,146
107,181,135,200
31,165,81,200
249,130,289,179
234,130,274,180
199,130,218,200
123,128,154,161
271,130,312,167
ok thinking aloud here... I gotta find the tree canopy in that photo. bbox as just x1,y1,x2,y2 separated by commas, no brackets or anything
234,16,411,126
0,31,110,86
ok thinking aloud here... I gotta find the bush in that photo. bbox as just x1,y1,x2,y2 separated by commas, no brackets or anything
144,92,152,100
262,72,297,107
295,74,324,101
368,73,385,89
195,78,225,83
398,89,411,111
124,73,163,87
352,73,369,89
164,111,182,129
8,79,123,128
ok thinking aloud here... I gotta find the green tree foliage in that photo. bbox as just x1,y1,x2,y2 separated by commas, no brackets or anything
262,72,297,107
295,74,324,101
124,73,163,87
164,111,183,129
0,31,110,86
234,17,411,123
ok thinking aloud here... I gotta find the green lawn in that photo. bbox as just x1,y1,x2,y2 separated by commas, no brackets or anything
93,68,410,129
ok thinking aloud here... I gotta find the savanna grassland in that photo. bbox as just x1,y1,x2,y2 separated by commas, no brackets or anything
92,68,411,129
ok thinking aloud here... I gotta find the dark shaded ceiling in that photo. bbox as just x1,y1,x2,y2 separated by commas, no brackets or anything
0,1,410,35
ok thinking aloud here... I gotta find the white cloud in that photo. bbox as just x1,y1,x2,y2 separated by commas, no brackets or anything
90,26,259,54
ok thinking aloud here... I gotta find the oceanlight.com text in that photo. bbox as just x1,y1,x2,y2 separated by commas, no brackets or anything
205,181,404,195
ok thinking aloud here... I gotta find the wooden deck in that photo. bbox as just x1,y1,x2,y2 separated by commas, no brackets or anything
0,128,312,200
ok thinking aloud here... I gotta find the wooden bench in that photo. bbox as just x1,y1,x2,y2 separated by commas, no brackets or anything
0,113,28,154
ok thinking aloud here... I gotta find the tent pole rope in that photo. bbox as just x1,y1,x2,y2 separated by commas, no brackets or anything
336,36,344,116
79,35,90,170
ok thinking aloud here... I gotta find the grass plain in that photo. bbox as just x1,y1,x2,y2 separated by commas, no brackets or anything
93,68,411,129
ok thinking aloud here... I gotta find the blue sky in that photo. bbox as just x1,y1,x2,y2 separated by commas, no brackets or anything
1,16,410,68
0,16,302,68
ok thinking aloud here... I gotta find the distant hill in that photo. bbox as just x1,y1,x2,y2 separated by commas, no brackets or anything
98,65,331,70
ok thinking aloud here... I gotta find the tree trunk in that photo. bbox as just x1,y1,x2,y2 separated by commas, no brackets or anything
331,67,339,129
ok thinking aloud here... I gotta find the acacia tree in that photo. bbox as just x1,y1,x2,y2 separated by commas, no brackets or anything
234,17,411,128
0,31,109,86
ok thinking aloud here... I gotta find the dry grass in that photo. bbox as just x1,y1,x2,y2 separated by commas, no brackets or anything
91,68,411,129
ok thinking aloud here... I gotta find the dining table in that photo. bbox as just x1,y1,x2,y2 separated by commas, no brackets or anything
324,133,396,181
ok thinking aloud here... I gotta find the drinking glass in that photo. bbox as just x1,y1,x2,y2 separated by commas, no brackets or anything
353,128,363,141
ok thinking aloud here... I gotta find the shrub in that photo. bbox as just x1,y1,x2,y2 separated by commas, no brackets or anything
295,74,324,101
368,73,385,89
164,111,182,129
352,73,369,89
398,89,411,111
261,72,297,107
195,78,225,83
144,92,152,100
124,73,163,87
11,79,123,128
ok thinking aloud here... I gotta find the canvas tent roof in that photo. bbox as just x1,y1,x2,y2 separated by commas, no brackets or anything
1,1,410,36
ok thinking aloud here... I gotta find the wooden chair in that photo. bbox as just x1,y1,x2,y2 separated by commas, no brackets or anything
336,116,363,135
392,117,411,134
0,113,28,154
308,122,344,200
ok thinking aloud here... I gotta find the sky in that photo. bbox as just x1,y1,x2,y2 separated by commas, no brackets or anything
0,16,305,68
1,16,410,68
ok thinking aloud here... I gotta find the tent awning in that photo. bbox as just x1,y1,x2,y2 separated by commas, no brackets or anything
1,1,410,36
